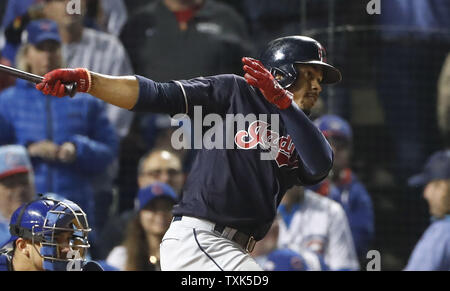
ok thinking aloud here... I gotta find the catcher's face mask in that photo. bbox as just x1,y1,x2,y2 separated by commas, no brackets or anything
31,200,91,271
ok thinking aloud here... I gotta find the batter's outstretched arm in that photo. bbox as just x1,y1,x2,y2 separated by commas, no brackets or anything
36,68,233,116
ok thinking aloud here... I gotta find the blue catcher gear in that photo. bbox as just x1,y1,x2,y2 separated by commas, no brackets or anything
259,36,342,88
0,249,13,271
5,196,91,271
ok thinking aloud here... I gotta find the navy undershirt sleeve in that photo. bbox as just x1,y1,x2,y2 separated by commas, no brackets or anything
131,74,236,117
175,74,237,117
131,75,186,116
279,102,334,185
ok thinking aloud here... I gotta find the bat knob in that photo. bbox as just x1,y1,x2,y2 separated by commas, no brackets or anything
65,82,78,98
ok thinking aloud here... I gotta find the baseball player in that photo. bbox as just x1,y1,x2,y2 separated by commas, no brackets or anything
0,195,96,271
35,35,341,270
404,150,450,271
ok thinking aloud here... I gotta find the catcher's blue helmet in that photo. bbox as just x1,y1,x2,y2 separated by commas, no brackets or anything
2,195,91,271
260,36,342,88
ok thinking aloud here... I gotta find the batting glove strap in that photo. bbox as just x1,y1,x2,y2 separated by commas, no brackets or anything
70,68,91,93
269,88,293,110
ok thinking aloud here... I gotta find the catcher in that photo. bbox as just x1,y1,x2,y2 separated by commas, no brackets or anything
0,196,95,271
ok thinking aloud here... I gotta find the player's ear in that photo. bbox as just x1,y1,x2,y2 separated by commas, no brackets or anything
15,238,31,257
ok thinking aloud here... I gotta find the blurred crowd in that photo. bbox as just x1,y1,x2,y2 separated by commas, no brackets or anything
0,0,449,271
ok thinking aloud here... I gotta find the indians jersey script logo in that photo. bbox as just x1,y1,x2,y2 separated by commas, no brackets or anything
234,120,299,168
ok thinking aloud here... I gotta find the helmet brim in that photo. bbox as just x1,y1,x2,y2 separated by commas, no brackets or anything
295,61,342,84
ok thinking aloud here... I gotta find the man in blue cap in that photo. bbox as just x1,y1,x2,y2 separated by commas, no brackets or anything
0,145,35,246
0,19,118,237
313,114,374,261
405,150,450,271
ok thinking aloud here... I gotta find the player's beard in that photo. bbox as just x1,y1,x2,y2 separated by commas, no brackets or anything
298,94,318,112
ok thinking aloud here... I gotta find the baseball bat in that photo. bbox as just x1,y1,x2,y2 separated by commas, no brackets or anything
0,64,77,97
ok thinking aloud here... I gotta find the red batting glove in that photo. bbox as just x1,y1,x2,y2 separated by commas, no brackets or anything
242,57,293,110
35,68,91,98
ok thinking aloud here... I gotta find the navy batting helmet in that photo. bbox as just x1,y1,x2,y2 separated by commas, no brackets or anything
260,36,342,88
2,195,91,271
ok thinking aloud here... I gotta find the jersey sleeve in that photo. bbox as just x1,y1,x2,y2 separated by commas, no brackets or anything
279,102,334,185
131,75,186,116
131,74,238,117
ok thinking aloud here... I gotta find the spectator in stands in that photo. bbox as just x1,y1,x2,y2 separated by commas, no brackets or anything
137,150,184,196
121,0,252,81
0,0,12,91
94,0,128,36
1,0,134,137
0,19,118,236
1,2,133,234
251,218,328,271
117,115,188,211
41,0,134,138
106,182,177,271
0,145,35,245
405,150,450,271
43,0,132,238
312,114,374,261
40,0,133,235
376,0,450,181
278,185,359,271
0,54,15,92
437,53,450,147
1,0,45,64
96,149,184,260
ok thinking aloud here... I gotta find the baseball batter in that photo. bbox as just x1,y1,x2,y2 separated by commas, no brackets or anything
35,36,341,271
